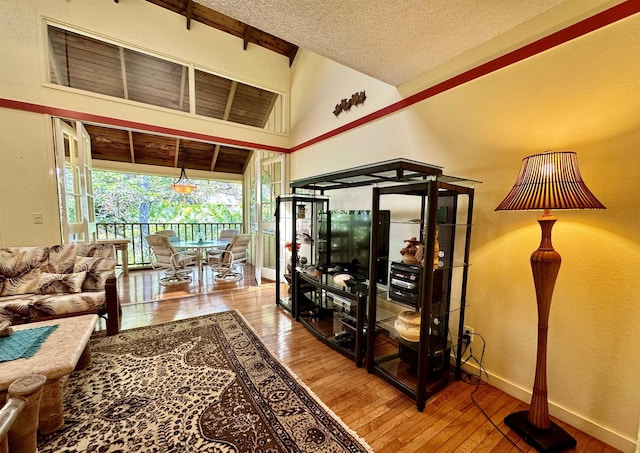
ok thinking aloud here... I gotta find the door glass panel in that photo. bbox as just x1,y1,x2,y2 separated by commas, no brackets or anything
66,195,77,223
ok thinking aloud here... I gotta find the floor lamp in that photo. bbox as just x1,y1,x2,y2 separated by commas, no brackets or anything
496,151,605,452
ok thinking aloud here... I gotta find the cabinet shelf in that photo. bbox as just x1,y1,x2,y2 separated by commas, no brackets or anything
296,271,368,366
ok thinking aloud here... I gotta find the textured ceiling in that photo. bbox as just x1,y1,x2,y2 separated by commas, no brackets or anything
198,0,567,86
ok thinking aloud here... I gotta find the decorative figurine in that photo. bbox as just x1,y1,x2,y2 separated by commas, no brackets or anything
400,237,422,265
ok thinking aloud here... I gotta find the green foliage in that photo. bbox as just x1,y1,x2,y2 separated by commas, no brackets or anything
93,171,242,224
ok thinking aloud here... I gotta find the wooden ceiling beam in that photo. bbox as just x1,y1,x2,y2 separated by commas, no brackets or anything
210,144,221,171
185,0,193,30
174,139,180,168
119,47,129,100
243,25,253,51
144,0,298,64
242,149,254,173
128,130,136,163
222,81,237,121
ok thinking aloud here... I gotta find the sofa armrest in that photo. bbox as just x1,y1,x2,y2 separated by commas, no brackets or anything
104,272,120,335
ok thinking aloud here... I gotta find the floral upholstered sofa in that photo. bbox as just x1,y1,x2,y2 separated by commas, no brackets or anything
0,243,120,335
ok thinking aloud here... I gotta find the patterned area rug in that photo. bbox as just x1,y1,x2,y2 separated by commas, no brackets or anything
38,311,373,452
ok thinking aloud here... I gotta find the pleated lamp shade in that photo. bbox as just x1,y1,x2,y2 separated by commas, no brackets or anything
496,151,605,211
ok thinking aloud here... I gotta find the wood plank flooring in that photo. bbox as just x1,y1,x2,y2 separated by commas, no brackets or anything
98,267,621,452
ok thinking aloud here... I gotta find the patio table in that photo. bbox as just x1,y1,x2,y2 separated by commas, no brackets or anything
172,239,229,284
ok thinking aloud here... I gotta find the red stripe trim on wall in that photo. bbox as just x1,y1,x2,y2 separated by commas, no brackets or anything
1,1,638,155
0,98,289,153
290,0,640,152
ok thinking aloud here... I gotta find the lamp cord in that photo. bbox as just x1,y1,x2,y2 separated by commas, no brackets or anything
459,332,525,453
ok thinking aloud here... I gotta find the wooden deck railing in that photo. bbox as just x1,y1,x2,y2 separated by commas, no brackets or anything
95,222,242,269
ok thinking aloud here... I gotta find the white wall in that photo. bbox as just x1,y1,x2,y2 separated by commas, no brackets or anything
289,7,640,453
0,109,61,245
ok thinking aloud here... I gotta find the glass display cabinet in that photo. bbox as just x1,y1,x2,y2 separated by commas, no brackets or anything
275,159,477,410
275,194,329,315
366,179,475,411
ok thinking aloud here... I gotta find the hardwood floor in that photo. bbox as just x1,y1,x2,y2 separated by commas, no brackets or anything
98,267,621,452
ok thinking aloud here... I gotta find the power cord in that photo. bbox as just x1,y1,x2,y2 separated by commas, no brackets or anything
460,332,525,453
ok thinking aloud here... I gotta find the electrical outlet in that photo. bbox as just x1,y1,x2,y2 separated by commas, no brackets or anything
463,325,474,343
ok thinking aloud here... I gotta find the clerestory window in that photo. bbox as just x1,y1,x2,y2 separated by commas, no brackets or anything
46,23,285,133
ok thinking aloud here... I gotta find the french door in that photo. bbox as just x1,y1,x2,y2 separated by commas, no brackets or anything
52,118,95,243
250,153,285,283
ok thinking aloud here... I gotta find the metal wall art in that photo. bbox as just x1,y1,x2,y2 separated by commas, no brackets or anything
333,90,366,116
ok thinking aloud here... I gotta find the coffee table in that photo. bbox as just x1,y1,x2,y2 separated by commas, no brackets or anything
0,315,98,434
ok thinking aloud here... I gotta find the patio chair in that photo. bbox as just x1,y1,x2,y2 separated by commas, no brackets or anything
218,229,239,240
155,229,179,241
209,233,251,283
156,229,197,256
206,229,239,263
145,234,196,285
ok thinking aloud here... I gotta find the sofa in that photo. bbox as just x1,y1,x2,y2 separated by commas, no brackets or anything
0,243,120,335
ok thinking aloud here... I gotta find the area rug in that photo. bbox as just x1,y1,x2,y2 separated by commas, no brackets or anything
38,311,373,452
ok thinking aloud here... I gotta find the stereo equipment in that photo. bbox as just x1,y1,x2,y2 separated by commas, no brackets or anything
389,261,421,307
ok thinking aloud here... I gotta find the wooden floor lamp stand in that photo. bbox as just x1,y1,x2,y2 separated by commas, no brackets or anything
504,214,577,453
505,410,576,452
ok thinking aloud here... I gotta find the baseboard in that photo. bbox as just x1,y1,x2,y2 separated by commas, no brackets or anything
457,361,636,453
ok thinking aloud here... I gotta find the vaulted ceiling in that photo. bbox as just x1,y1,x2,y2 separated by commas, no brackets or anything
84,0,597,177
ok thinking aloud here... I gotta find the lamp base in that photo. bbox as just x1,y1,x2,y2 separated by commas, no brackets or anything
505,411,577,452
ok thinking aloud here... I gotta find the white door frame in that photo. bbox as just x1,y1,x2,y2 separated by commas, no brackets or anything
53,118,95,244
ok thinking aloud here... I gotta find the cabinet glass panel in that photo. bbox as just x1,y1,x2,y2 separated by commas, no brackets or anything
275,195,329,315
367,180,475,411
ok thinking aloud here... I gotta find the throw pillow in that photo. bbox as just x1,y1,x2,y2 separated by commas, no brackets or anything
35,271,86,295
74,257,117,290
0,247,48,296
45,244,77,274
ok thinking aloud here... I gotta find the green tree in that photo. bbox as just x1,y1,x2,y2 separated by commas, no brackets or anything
93,171,242,224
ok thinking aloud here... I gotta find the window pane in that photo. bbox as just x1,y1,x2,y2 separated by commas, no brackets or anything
195,69,281,130
123,49,189,112
48,25,124,98
66,194,77,222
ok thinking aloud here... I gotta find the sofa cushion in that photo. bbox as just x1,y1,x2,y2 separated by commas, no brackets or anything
0,295,30,322
78,243,115,259
45,244,78,274
0,291,106,322
35,271,86,295
74,257,117,291
0,247,48,296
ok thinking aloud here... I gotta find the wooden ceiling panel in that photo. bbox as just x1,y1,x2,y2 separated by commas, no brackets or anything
67,0,293,176
228,84,278,128
179,140,217,171
85,125,132,163
131,132,176,167
85,125,253,176
123,50,190,111
213,146,250,173
194,70,232,118
49,27,124,97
